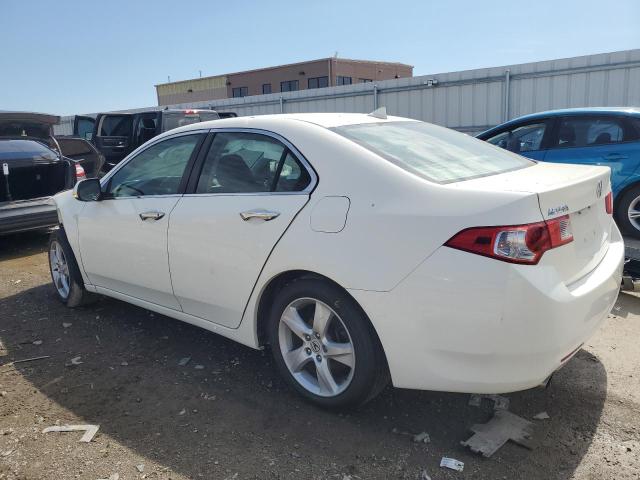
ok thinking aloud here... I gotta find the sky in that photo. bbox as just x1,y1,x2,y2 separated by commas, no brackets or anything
1,0,638,115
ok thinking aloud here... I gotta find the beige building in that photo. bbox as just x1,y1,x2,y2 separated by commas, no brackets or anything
155,58,413,106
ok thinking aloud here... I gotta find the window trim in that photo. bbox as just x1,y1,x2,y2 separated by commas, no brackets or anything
99,130,208,200
183,127,318,197
308,76,329,89
280,80,299,93
232,86,249,98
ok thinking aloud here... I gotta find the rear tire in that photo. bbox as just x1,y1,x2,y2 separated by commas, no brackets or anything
615,185,640,239
48,228,90,307
268,278,389,408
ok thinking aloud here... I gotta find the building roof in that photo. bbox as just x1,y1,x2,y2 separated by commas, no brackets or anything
155,57,414,88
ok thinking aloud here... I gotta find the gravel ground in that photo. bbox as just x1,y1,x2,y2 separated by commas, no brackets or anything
0,231,639,480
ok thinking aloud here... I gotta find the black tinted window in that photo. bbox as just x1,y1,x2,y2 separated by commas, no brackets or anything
108,134,201,197
99,116,133,136
555,117,633,148
0,139,57,161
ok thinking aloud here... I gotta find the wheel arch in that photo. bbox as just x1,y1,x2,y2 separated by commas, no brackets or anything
614,179,640,212
255,269,390,369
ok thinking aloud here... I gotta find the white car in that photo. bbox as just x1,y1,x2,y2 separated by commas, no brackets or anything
50,112,624,408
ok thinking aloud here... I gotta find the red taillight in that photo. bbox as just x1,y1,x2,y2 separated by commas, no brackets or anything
445,215,573,265
75,163,86,181
605,191,613,215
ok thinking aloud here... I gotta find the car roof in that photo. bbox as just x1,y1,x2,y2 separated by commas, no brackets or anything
477,107,640,138
506,107,640,123
164,112,413,137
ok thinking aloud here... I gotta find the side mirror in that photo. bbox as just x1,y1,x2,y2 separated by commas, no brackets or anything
73,178,102,202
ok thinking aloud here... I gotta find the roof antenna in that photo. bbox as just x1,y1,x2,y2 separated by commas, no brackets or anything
368,106,387,119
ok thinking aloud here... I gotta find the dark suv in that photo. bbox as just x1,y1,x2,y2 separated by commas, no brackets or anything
74,109,232,171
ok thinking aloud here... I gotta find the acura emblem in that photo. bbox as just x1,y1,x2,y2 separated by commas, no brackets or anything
596,180,603,199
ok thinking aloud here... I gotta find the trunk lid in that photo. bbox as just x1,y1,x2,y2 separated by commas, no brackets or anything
461,162,613,284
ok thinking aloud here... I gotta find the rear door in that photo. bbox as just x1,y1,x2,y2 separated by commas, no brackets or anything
93,114,134,171
482,120,553,161
168,129,315,328
543,115,640,191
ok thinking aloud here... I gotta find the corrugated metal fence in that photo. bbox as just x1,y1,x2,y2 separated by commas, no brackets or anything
57,49,640,136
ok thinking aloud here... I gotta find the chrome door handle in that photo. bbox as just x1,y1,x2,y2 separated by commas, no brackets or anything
139,211,165,221
239,209,280,221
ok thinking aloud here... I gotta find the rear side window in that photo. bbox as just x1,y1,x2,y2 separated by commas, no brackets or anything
195,132,310,194
333,121,533,184
99,116,133,136
555,116,637,148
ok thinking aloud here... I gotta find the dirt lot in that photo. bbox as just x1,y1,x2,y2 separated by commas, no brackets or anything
0,231,638,480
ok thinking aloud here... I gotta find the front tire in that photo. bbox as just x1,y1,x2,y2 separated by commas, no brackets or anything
268,278,389,408
48,228,88,307
615,185,640,239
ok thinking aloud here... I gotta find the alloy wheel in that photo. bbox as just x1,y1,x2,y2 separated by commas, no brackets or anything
49,240,70,299
278,297,355,397
628,195,640,232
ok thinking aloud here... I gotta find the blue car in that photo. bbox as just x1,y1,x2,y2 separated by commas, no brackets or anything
477,107,640,237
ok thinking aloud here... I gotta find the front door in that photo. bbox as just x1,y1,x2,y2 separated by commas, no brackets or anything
168,130,315,328
78,132,205,309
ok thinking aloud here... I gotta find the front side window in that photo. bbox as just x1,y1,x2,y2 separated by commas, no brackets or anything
232,87,248,98
108,134,201,197
195,132,310,194
336,76,352,86
99,115,132,137
555,117,629,148
333,121,533,184
280,80,299,92
485,123,547,153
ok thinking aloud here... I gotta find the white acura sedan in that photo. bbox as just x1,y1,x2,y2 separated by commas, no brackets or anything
50,112,624,407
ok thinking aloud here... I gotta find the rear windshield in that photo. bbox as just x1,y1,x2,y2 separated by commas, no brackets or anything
162,111,220,132
0,139,57,161
332,121,533,184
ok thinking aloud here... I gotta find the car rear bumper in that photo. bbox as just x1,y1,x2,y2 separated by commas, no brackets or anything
349,225,624,393
0,198,58,235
